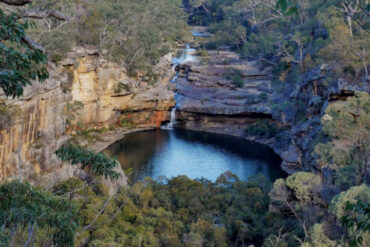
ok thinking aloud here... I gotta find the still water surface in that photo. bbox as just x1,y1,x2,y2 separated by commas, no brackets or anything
104,129,285,182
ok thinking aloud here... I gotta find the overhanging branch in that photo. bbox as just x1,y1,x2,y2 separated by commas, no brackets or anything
0,0,32,5
22,35,45,52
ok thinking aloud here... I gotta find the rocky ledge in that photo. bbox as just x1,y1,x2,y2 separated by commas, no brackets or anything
0,48,175,186
174,48,369,174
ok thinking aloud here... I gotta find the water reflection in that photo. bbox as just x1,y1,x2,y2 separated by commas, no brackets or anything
104,129,285,182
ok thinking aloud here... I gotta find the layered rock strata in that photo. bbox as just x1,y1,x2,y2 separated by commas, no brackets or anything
174,49,369,174
0,48,175,184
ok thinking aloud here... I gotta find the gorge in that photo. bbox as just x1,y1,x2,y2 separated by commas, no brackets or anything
103,38,287,183
0,0,369,246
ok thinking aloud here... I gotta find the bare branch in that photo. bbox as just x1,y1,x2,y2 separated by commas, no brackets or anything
19,10,71,21
77,198,112,235
260,57,277,66
0,0,32,5
22,35,45,52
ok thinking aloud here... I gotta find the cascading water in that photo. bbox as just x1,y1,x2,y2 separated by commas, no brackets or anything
172,43,199,65
162,107,176,129
162,43,199,129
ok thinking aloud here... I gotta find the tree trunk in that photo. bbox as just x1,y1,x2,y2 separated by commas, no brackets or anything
363,59,368,77
347,15,353,36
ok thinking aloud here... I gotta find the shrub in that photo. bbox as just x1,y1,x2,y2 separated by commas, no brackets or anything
258,93,268,102
224,68,244,88
0,100,22,118
120,118,135,129
56,144,121,180
245,120,281,138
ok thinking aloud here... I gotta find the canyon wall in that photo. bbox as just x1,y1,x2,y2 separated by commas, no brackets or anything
0,48,175,183
175,49,369,174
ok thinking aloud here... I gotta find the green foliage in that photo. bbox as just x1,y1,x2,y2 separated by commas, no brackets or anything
269,173,324,235
300,224,337,247
109,124,116,131
65,100,84,127
285,172,321,202
276,0,299,17
72,128,105,145
0,9,49,98
330,184,370,220
0,181,79,247
315,92,370,188
231,75,244,88
120,118,135,129
196,49,209,57
330,185,370,247
245,120,281,138
56,144,121,180
0,174,300,247
188,0,369,79
240,32,282,59
73,173,299,247
0,99,21,118
28,0,190,76
114,83,130,94
224,68,244,87
340,201,370,247
258,93,268,102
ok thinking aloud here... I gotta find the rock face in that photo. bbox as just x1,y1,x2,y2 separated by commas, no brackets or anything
67,49,175,130
175,48,369,174
176,50,275,135
176,51,273,116
0,48,175,184
0,67,71,182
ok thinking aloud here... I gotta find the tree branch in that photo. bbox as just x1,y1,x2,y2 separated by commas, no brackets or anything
0,0,32,5
18,10,71,21
77,198,112,235
22,35,45,52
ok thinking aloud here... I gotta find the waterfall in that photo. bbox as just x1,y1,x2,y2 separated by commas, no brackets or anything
162,43,198,129
172,43,198,65
162,108,176,129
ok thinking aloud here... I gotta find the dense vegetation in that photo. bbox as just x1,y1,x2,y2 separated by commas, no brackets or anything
26,0,190,75
76,173,300,247
0,172,304,247
187,0,369,80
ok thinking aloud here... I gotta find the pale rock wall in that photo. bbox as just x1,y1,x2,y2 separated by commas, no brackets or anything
68,50,175,129
0,67,71,182
0,48,175,183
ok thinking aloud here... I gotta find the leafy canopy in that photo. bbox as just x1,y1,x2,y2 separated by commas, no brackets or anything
0,9,48,98
55,144,121,180
0,181,79,247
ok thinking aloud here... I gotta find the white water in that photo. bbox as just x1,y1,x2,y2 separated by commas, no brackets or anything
161,108,176,129
172,44,199,65
162,44,199,129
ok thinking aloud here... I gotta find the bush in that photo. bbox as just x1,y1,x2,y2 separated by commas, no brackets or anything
0,100,22,118
245,120,281,138
231,74,244,88
120,118,135,129
55,144,121,180
258,93,268,102
224,68,244,88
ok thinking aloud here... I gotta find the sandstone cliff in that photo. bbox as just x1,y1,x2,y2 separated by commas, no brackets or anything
0,48,175,184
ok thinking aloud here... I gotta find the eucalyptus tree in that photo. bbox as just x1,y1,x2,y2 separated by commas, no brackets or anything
0,0,69,97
